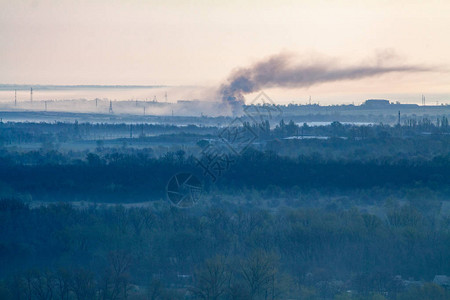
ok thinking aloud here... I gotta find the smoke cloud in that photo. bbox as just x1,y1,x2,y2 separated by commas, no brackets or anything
219,51,434,113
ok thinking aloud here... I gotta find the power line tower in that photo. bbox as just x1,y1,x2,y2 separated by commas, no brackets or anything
44,101,48,111
30,87,33,102
109,101,113,114
14,90,17,106
165,91,168,102
422,94,426,106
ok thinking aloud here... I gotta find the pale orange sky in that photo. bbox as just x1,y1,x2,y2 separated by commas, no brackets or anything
1,0,449,103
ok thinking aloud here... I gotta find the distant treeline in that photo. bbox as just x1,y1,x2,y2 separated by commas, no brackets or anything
0,117,449,145
0,147,449,203
0,122,216,144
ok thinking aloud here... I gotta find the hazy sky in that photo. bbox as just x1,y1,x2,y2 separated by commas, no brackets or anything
1,0,449,103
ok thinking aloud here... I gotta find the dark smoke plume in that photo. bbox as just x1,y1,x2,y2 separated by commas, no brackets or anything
219,51,433,113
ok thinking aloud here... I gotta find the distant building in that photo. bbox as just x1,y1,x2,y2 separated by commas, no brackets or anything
362,99,390,107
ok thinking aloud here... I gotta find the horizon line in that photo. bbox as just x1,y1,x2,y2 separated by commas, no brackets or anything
0,84,175,90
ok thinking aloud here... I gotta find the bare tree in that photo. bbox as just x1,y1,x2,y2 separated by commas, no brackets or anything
239,251,278,300
190,256,230,300
54,268,72,300
71,269,96,300
99,250,132,300
30,270,54,300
